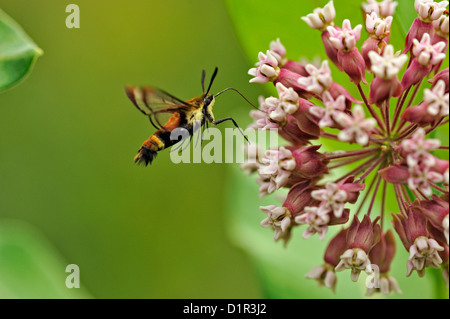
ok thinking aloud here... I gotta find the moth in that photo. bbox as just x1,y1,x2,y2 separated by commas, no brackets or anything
125,68,251,165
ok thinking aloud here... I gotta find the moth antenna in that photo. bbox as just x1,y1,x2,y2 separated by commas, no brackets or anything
205,67,218,96
201,69,206,94
214,87,259,110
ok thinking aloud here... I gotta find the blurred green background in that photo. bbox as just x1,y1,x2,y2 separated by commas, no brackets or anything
0,0,265,298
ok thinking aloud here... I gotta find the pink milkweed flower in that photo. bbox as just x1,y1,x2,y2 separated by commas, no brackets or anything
368,44,407,106
408,165,445,196
402,33,447,89
260,205,293,243
248,96,318,147
429,67,449,93
311,177,365,218
306,228,348,292
402,80,449,125
302,2,340,66
258,145,328,195
297,60,333,95
415,0,449,22
380,161,446,196
365,12,393,39
280,114,318,146
398,128,441,167
258,147,297,194
270,38,288,66
432,14,449,72
309,91,347,128
287,144,329,180
362,12,392,69
295,203,350,240
295,205,331,240
366,230,402,296
422,80,449,116
248,96,281,130
403,0,449,53
267,83,300,123
392,207,445,277
335,215,381,281
260,181,317,245
362,0,398,18
334,105,377,146
321,28,341,67
327,19,362,52
327,20,367,84
301,1,336,31
275,69,313,99
248,50,280,84
412,33,447,65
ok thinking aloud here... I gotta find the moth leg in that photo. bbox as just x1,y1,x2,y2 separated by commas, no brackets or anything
212,117,249,143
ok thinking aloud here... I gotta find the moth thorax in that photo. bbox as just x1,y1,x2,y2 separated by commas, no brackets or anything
206,98,215,121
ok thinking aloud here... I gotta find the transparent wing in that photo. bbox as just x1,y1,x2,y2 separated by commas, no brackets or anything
125,85,191,130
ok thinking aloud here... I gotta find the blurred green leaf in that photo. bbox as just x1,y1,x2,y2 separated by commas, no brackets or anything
224,0,449,298
394,0,416,38
0,8,42,92
0,220,92,298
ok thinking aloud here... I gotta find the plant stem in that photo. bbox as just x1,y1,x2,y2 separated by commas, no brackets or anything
357,84,386,132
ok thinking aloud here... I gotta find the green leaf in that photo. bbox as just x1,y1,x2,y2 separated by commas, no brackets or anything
0,8,43,92
0,220,92,298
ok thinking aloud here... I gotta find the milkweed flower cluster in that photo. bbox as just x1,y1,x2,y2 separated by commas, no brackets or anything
243,0,449,295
